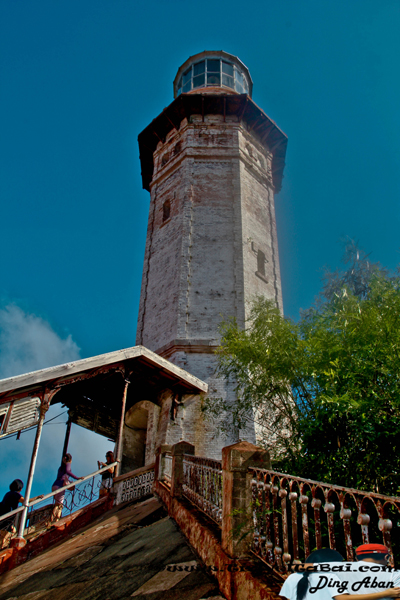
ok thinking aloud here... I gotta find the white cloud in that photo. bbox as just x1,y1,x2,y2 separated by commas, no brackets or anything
0,304,80,378
0,305,113,502
0,405,112,502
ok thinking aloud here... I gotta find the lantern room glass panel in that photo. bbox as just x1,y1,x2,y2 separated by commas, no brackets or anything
175,55,251,96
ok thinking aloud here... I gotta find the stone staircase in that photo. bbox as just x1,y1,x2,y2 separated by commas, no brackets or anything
0,496,225,600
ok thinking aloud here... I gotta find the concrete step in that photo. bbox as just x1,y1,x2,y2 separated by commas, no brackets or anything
0,496,225,600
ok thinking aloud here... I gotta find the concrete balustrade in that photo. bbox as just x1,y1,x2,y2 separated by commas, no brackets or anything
155,440,278,600
170,441,195,498
221,440,271,558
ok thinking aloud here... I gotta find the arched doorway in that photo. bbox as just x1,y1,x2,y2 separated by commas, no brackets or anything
122,400,161,472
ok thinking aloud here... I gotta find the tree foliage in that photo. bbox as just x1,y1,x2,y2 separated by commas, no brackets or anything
208,244,400,494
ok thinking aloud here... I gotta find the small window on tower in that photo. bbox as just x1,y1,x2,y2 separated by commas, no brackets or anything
161,152,170,167
253,245,268,283
257,250,266,277
163,200,171,222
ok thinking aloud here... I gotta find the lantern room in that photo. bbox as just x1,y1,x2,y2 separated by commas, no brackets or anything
173,50,253,98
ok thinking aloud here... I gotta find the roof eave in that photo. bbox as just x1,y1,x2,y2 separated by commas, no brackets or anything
0,345,208,402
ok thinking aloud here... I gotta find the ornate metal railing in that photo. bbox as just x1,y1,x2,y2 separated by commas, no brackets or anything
26,462,118,532
182,454,223,525
0,505,24,535
160,452,173,487
250,467,400,572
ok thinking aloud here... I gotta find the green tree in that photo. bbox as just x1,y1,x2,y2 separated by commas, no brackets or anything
208,246,400,494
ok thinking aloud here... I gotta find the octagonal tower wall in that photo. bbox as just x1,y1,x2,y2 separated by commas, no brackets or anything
136,54,287,458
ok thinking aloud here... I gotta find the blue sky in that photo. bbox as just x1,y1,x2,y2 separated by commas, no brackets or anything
1,1,400,497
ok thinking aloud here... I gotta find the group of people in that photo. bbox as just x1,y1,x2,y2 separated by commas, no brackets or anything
280,543,400,600
0,450,116,547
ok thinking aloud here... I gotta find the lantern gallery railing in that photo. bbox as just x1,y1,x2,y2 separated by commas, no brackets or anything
250,468,400,572
182,454,223,525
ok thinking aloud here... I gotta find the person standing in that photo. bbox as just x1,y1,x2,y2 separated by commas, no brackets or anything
98,451,115,498
50,453,82,523
0,479,24,548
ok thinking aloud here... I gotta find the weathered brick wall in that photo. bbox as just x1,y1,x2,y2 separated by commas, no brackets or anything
136,110,283,459
136,164,185,351
165,353,241,457
238,129,283,316
144,402,161,465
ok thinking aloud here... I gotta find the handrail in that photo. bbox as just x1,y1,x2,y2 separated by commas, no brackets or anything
0,505,25,524
28,462,118,508
251,467,400,502
182,454,223,524
0,462,118,528
249,466,400,570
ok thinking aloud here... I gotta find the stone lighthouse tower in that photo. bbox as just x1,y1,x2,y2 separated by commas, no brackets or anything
136,51,287,457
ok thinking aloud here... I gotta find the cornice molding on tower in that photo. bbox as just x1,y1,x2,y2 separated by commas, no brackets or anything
155,338,220,360
138,94,287,194
239,150,274,190
151,144,273,192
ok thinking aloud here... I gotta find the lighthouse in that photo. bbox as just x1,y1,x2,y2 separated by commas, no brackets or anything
136,51,287,457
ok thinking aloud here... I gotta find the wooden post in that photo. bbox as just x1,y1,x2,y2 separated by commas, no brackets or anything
115,377,130,477
221,441,270,559
170,441,194,498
